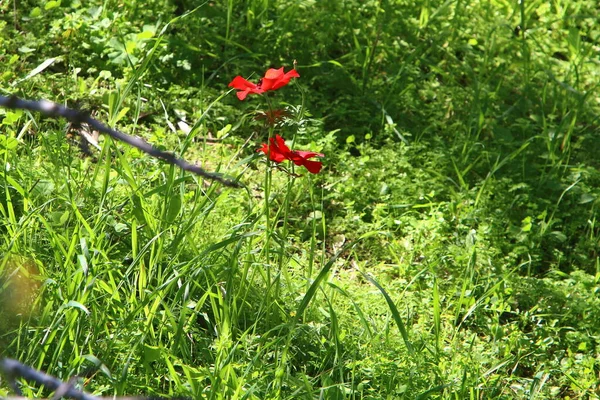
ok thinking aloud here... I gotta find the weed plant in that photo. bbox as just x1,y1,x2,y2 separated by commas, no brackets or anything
1,0,600,398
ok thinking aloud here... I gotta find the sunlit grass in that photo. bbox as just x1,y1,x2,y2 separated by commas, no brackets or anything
1,0,600,398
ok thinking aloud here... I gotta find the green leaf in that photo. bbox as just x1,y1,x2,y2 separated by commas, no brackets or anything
1,110,23,125
114,223,129,233
113,107,130,124
49,211,70,226
143,344,162,363
0,135,19,150
13,57,58,86
165,194,181,223
18,46,36,53
217,123,232,138
82,355,112,379
6,175,25,196
29,7,42,17
98,70,112,80
44,0,61,10
8,54,19,65
64,300,90,315
137,30,155,40
521,216,532,232
59,210,70,225
579,193,595,204
87,6,102,19
550,231,567,242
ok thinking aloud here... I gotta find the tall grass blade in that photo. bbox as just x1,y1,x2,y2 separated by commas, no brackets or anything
356,268,415,355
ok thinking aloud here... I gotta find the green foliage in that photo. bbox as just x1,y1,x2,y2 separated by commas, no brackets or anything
1,0,600,398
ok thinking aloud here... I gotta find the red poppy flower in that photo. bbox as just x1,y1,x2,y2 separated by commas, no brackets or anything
229,67,299,100
258,134,324,174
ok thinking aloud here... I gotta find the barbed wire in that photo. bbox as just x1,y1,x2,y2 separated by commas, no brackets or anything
0,95,242,188
0,358,191,400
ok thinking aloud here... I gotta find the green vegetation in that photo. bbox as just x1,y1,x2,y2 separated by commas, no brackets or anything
1,0,599,398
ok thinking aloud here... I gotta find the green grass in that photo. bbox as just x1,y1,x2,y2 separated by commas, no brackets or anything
1,0,600,398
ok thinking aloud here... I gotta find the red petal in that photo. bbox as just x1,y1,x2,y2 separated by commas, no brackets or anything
236,90,249,100
258,141,286,162
294,150,324,159
302,159,323,174
259,135,321,172
229,76,257,90
260,79,275,91
264,67,284,80
284,69,300,79
258,143,269,154
273,134,291,155
269,146,287,162
262,68,299,91
269,70,299,90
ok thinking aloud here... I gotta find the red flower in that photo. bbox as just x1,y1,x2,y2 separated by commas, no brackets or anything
229,67,300,100
258,134,324,174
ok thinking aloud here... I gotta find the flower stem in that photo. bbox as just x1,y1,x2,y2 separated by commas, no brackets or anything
263,95,275,304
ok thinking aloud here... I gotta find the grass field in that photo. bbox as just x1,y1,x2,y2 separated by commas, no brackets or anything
1,0,600,398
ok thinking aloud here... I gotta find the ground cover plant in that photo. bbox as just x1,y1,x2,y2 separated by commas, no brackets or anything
1,0,599,398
